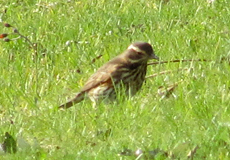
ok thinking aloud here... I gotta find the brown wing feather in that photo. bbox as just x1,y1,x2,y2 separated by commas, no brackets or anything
81,55,126,92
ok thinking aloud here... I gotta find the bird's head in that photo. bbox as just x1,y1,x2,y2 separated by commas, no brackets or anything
126,42,159,62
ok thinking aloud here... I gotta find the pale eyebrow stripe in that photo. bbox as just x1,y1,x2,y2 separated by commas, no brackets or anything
128,45,146,53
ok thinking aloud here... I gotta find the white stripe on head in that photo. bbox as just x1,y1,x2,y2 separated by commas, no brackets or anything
128,44,145,53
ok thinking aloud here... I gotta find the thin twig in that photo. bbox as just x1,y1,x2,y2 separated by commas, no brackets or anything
158,80,184,98
148,59,209,65
1,23,38,52
17,32,34,48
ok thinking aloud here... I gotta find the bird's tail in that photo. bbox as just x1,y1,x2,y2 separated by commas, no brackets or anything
58,92,85,109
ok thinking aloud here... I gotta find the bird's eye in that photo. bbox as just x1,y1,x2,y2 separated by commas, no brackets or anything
137,52,144,55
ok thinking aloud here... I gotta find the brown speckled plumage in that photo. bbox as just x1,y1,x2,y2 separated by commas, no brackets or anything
59,42,158,109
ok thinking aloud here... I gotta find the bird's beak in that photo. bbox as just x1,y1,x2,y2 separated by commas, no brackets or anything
150,53,159,60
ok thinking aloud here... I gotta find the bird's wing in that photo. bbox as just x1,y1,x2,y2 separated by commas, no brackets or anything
81,56,126,92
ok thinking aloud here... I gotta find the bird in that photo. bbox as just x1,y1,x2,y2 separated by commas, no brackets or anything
59,42,159,109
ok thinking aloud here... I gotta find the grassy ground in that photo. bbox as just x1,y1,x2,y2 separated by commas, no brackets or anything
0,0,230,159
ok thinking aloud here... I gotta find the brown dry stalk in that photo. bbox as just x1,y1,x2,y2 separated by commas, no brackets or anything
158,80,184,98
148,59,209,66
2,23,38,53
187,145,199,159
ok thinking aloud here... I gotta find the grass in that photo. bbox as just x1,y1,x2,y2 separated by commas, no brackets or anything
0,0,230,159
